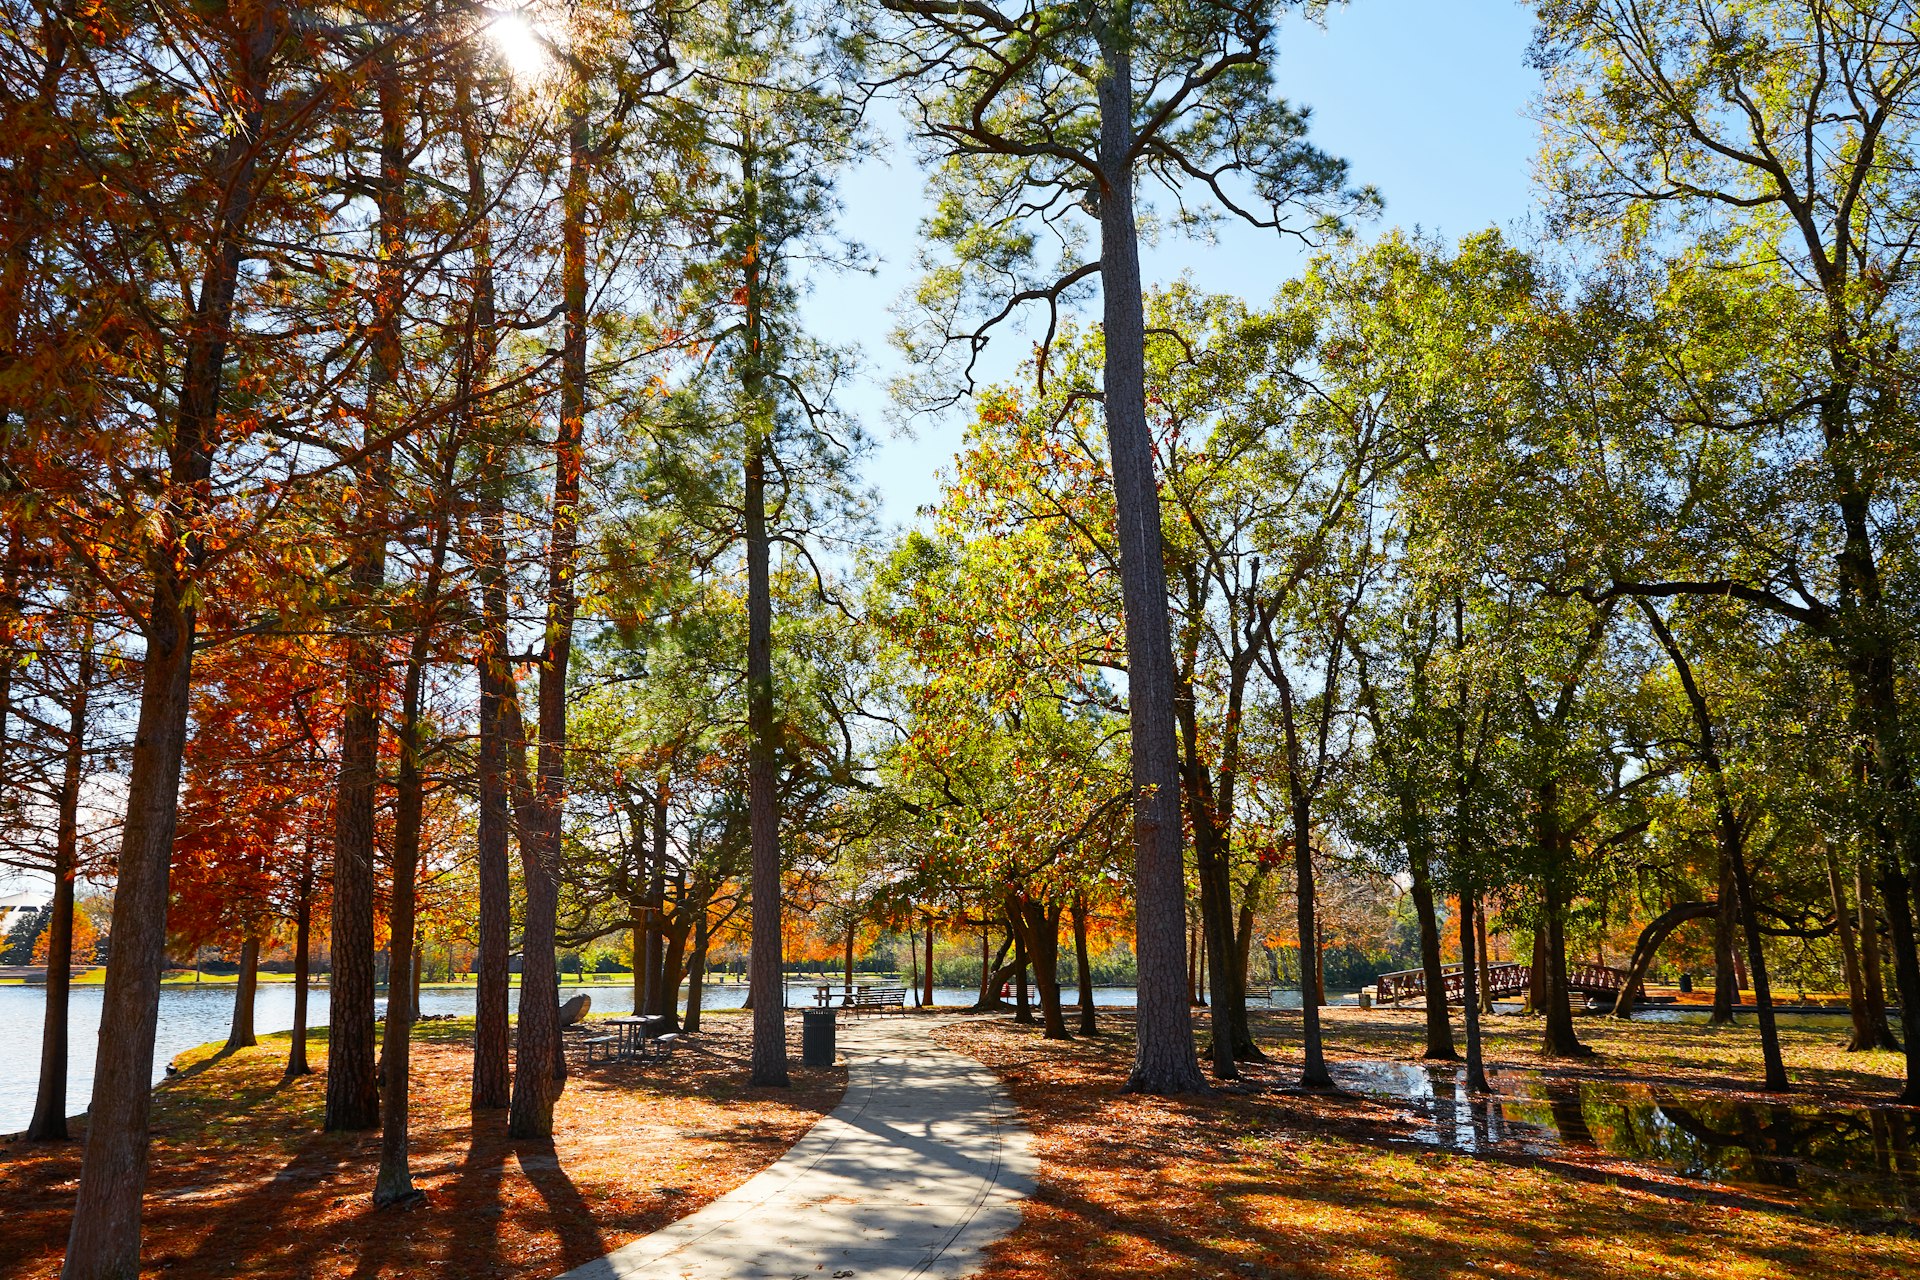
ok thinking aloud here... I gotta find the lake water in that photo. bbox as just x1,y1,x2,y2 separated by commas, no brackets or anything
1329,1058,1920,1218
0,979,1180,1134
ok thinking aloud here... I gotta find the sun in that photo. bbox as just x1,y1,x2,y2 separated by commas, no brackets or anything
487,8,558,84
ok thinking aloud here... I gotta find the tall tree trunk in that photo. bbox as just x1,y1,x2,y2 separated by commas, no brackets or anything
1235,897,1258,995
286,853,313,1080
459,40,512,1116
226,936,260,1051
1874,863,1920,1094
375,653,428,1206
376,427,451,1205
974,929,1011,1011
1197,930,1207,1004
1187,927,1198,1005
62,12,278,1272
1711,851,1739,1025
327,48,410,1137
1459,887,1490,1093
1824,406,1920,1101
924,918,936,1008
1014,899,1069,1039
637,871,652,1020
1291,804,1329,1086
29,637,89,1140
510,103,589,1137
470,526,514,1109
1095,18,1201,1095
1475,899,1493,1016
684,873,710,1033
1524,923,1546,1017
658,901,689,1029
1012,911,1033,1025
1071,894,1098,1036
1174,661,1246,1075
1830,848,1874,1052
1536,779,1589,1058
1409,842,1457,1060
741,401,786,1061
736,116,789,1089
644,780,669,1018
976,925,990,1007
1640,601,1785,1090
1313,916,1325,1006
1858,858,1900,1050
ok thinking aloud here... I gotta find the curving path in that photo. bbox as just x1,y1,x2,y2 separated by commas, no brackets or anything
556,1014,1035,1280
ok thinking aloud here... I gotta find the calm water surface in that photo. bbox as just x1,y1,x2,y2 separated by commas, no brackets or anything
1329,1058,1920,1218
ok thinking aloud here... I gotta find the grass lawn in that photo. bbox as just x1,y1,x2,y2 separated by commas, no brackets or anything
938,1004,1920,1280
0,1010,842,1279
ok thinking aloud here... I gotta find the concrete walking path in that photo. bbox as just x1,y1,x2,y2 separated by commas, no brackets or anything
557,1014,1036,1280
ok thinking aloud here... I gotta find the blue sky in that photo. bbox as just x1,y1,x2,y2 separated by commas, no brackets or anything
803,0,1546,530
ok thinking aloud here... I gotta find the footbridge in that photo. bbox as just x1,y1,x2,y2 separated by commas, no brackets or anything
1370,960,1631,1007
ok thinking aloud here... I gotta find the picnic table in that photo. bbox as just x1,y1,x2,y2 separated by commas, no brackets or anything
813,983,864,1008
588,1014,677,1064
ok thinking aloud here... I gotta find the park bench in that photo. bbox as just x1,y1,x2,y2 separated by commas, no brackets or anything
582,1033,618,1064
850,985,907,1017
641,1032,680,1064
1245,985,1274,1003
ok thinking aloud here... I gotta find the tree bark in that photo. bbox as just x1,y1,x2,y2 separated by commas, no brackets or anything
510,102,589,1137
375,643,430,1205
1174,652,1249,1074
1012,911,1033,1025
1475,899,1493,1016
1313,916,1325,1007
1857,858,1900,1050
973,930,1011,1011
1460,887,1490,1094
1535,778,1589,1058
1094,17,1201,1095
327,44,410,1137
1071,894,1098,1035
684,874,710,1033
1728,840,1781,1090
62,13,278,1273
1014,898,1069,1039
1640,601,1785,1089
470,520,513,1108
285,854,313,1080
1292,814,1329,1086
735,113,790,1090
925,918,936,1008
376,432,451,1204
29,637,89,1140
1710,850,1739,1025
1609,901,1715,1018
226,936,259,1051
1409,842,1458,1060
1828,848,1874,1052
644,780,669,1018
458,33,512,1117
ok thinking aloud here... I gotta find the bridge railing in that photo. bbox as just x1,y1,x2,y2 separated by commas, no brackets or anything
1374,962,1530,1005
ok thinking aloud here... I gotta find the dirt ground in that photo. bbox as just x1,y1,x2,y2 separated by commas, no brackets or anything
0,1012,842,1280
939,1004,1920,1280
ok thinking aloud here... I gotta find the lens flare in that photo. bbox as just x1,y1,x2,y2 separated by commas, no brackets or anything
487,9,557,83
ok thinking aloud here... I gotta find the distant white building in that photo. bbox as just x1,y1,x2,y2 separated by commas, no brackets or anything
0,891,47,928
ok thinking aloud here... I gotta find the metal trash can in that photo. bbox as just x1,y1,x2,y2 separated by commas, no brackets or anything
802,1006,837,1067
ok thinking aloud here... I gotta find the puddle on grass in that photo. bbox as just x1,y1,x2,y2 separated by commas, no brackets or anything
1326,1060,1920,1219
